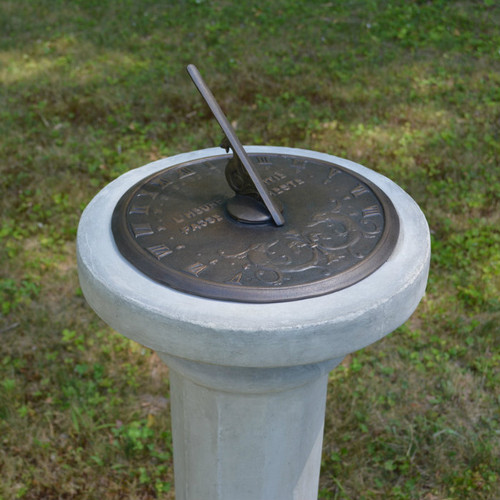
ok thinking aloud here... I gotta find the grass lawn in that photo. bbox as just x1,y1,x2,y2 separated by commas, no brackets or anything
1,0,499,498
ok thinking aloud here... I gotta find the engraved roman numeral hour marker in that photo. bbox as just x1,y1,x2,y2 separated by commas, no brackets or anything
129,204,149,215
351,184,370,197
147,244,172,259
131,223,154,237
150,176,172,188
324,167,340,184
186,262,208,276
178,167,196,179
362,205,381,217
227,272,243,285
256,156,271,164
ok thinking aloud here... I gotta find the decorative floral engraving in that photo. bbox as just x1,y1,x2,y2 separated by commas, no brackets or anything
218,198,381,286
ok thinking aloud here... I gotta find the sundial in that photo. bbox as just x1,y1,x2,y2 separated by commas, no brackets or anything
111,65,399,303
79,63,429,500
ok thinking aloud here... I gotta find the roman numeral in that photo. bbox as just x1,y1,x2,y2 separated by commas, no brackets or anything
324,167,340,184
128,204,149,215
362,205,381,217
131,223,154,238
351,184,370,197
227,272,243,285
185,262,207,276
178,167,196,179
291,158,305,167
150,176,172,188
256,156,271,164
147,244,172,259
136,189,158,199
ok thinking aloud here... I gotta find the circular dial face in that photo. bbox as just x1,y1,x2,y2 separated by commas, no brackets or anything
112,153,399,303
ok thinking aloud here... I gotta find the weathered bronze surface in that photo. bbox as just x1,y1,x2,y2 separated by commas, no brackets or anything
111,152,399,303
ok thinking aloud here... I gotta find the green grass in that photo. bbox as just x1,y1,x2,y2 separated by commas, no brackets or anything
1,0,499,498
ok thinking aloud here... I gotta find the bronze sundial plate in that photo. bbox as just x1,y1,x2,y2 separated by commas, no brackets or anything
111,153,399,303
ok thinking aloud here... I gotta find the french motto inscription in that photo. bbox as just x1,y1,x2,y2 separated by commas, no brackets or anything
112,153,399,303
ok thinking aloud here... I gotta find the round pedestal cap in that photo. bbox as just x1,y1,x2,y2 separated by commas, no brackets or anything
77,147,430,368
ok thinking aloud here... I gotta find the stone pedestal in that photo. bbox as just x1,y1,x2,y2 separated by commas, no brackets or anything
162,354,342,500
77,147,430,500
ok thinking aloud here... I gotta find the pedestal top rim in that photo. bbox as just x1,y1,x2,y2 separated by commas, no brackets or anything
77,147,430,367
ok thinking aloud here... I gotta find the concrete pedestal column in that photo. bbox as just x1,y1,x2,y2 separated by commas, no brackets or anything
77,147,430,500
160,354,342,500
